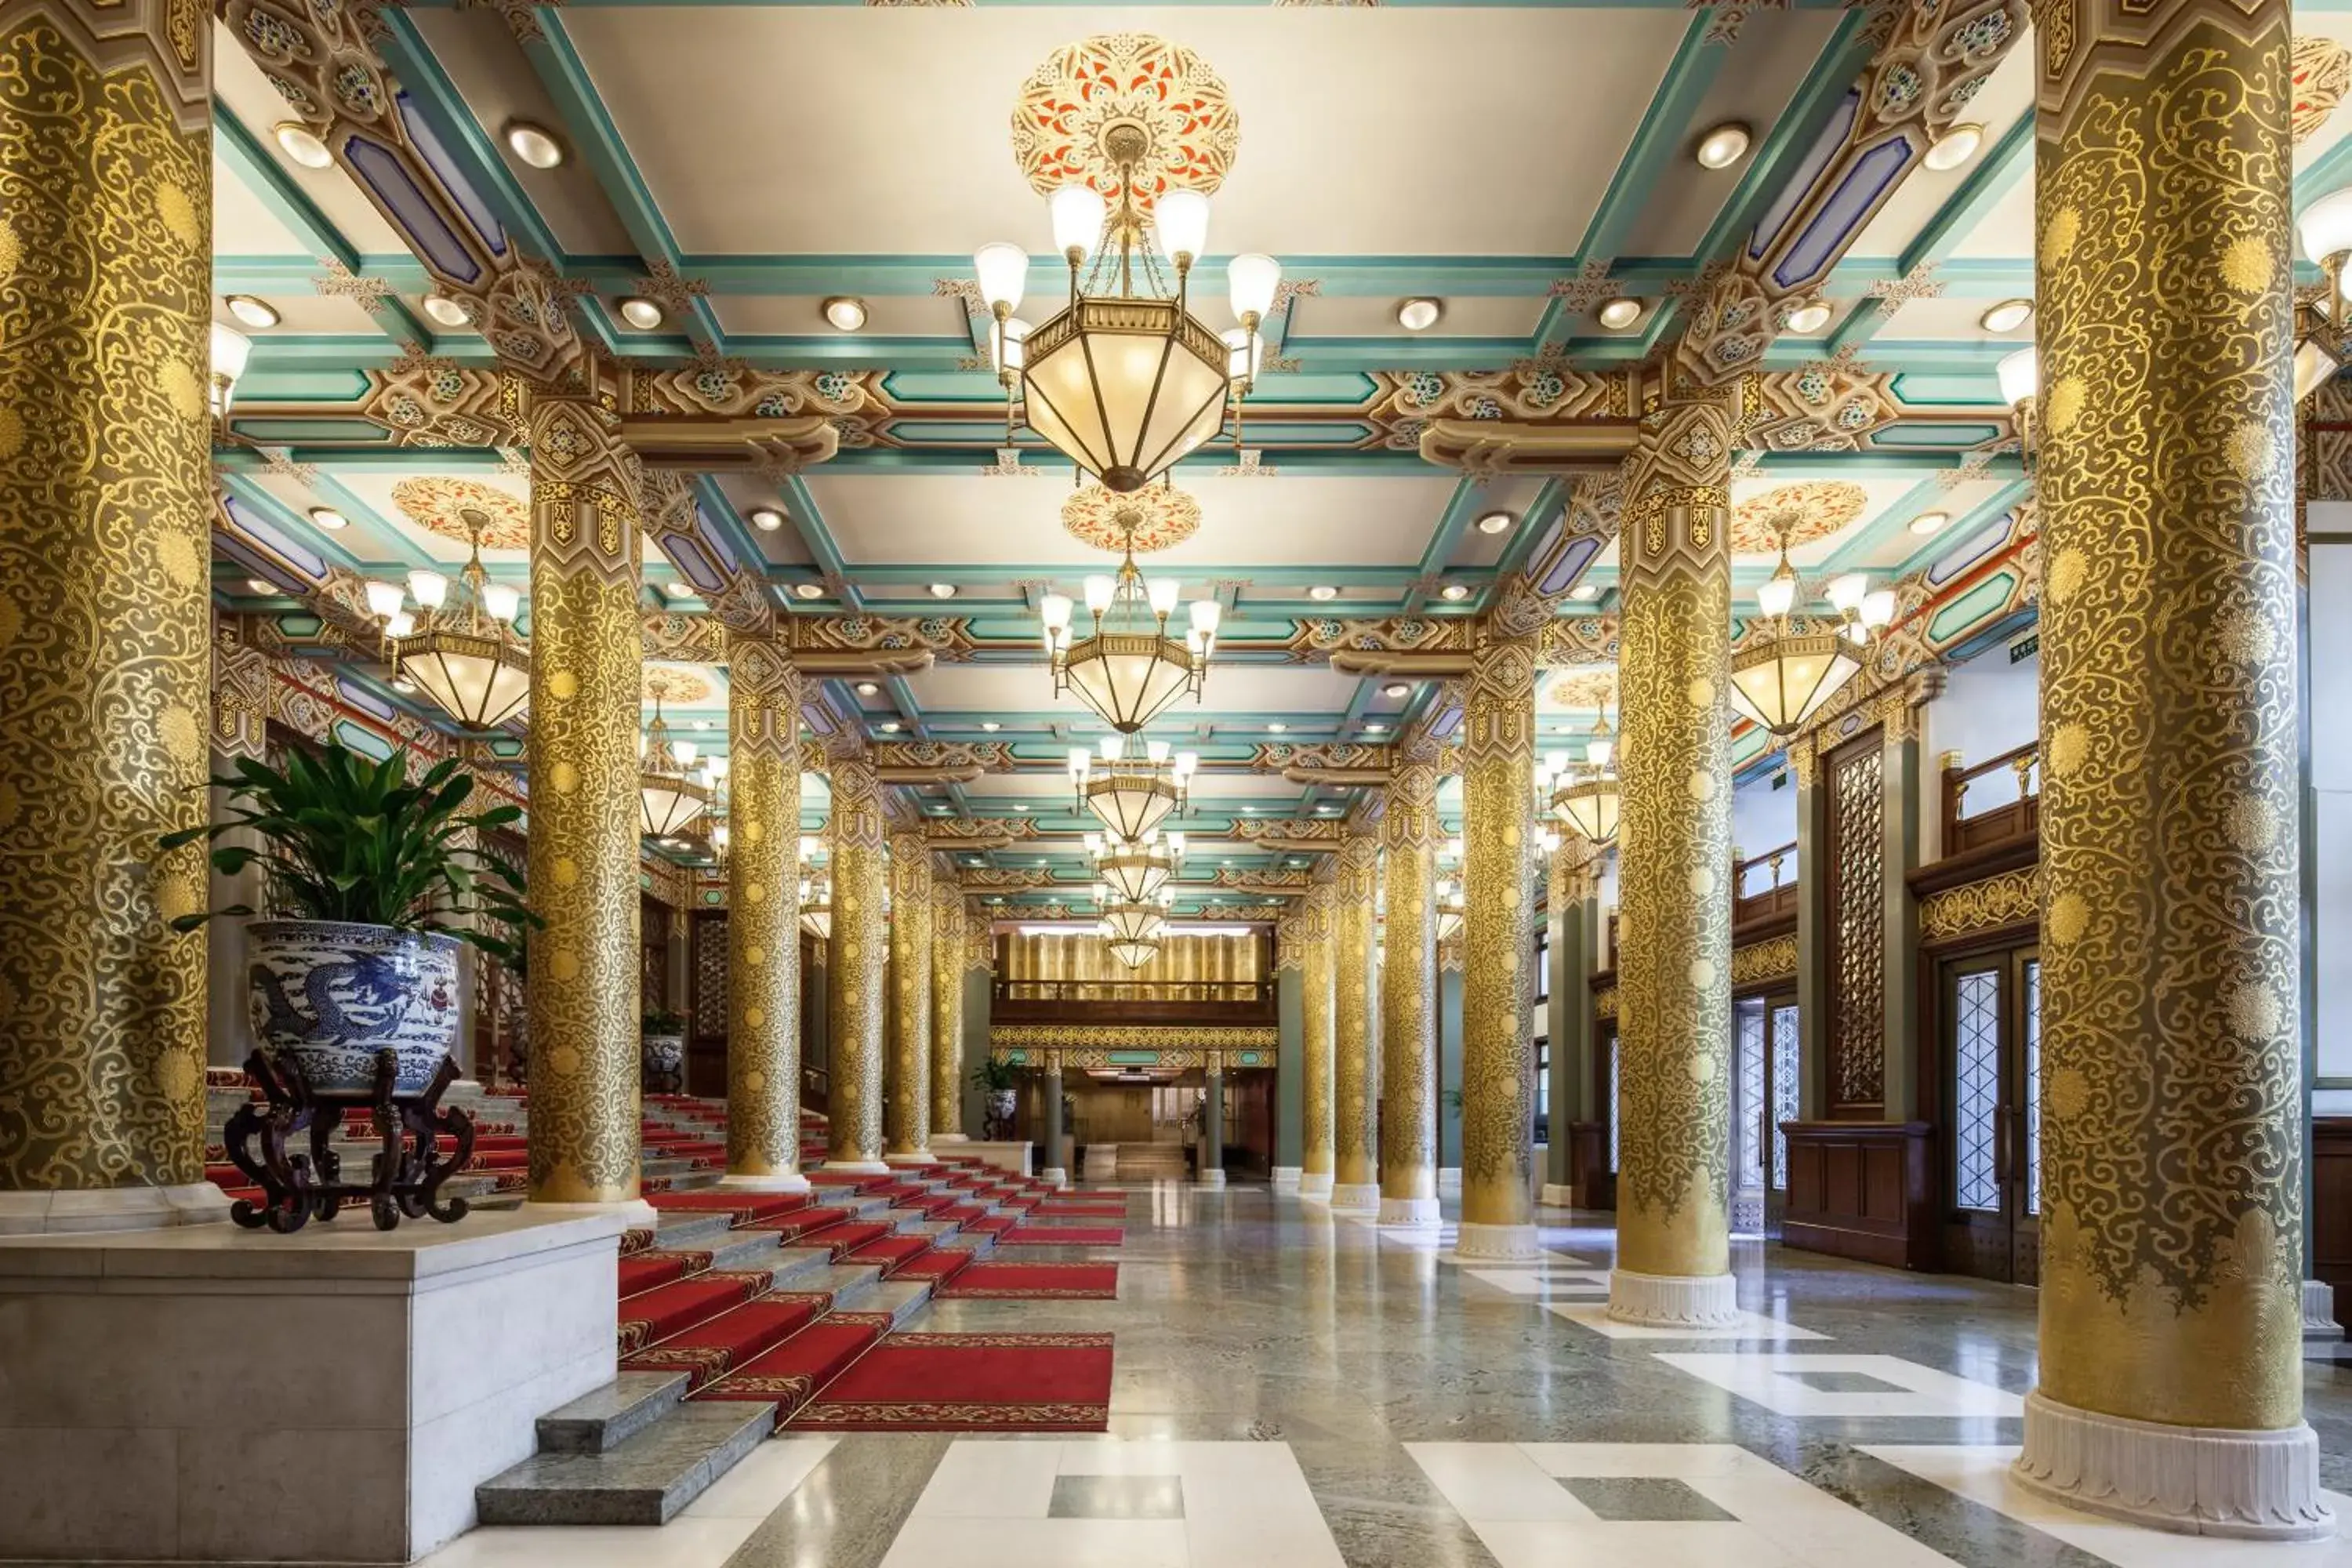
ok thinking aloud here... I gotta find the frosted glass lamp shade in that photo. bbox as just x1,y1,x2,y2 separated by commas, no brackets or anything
1227,252,1281,319
401,632,530,731
1155,190,1210,263
1728,633,1862,735
1997,347,2039,409
2301,188,2352,263
1021,296,1229,492
1050,185,1106,259
1552,777,1621,846
974,242,1028,311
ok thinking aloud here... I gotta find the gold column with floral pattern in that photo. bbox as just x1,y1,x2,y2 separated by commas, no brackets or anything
0,4,216,1228
1300,887,1337,1199
884,828,933,1160
2014,0,2324,1535
1330,831,1381,1210
525,390,645,1206
1609,385,1738,1326
1379,744,1443,1226
825,754,890,1171
930,886,967,1142
1459,630,1542,1257
720,636,803,1189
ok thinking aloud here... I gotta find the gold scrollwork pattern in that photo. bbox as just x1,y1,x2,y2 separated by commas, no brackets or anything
885,828,933,1155
1332,831,1381,1188
1918,866,2039,942
826,757,888,1163
1460,631,1539,1229
1300,891,1337,1180
724,637,801,1180
526,396,644,1203
930,887,966,1135
2033,0,2303,1431
1614,390,1734,1279
1380,752,1442,1203
990,1024,1278,1066
1730,935,1799,988
0,13,212,1194
1593,985,1620,1021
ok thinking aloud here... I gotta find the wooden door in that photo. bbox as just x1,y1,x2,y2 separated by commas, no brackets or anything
1941,947,2042,1283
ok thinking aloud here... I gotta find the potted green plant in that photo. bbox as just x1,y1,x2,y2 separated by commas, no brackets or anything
971,1057,1018,1139
642,1008,688,1092
162,744,535,1098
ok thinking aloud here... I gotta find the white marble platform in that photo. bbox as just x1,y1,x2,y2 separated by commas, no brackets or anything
952,1140,1034,1178
0,1205,626,1563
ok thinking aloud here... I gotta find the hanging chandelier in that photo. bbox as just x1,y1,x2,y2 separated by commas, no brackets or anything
1726,522,1893,736
1068,735,1195,841
1545,713,1621,846
799,869,833,941
639,690,713,838
388,510,529,731
975,140,1279,493
1039,522,1221,734
1106,934,1161,969
1087,826,1184,904
1099,895,1170,949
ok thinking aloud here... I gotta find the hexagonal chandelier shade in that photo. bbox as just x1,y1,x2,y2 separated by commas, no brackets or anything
1069,736,1193,843
1039,528,1221,735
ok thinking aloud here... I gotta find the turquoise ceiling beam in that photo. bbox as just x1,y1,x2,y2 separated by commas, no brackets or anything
1824,113,2033,356
778,474,864,612
216,255,441,294
1889,477,2030,579
1575,15,1728,267
214,106,360,274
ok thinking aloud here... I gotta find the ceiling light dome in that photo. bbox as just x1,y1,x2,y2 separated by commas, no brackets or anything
1091,829,1185,903
1068,738,1193,841
388,507,531,731
1038,517,1219,733
640,686,713,837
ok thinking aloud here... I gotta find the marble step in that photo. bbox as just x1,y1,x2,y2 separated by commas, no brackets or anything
935,1229,998,1254
818,1262,884,1309
536,1371,689,1454
474,1399,775,1526
866,1277,936,1329
764,1246,837,1294
651,1210,739,1250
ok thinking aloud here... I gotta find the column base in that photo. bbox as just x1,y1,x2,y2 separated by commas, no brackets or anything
2013,1388,2335,1541
1041,1167,1069,1189
522,1196,660,1226
1198,1168,1227,1189
933,1132,972,1145
884,1151,935,1167
0,1182,230,1236
2304,1279,2342,1341
1298,1172,1335,1200
826,1160,893,1176
1378,1196,1442,1228
1271,1166,1302,1189
1607,1268,1740,1328
716,1171,810,1193
1329,1181,1381,1212
1538,1183,1577,1209
1457,1221,1544,1261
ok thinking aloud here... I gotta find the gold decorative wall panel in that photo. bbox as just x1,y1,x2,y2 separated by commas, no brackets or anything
525,394,644,1203
1001,931,1262,991
1614,390,1734,1280
884,828,932,1156
1730,935,1799,988
1300,891,1336,1180
0,10,212,1196
990,1023,1276,1068
2029,0,2303,1435
1333,832,1381,1188
930,887,965,1136
1919,866,2040,942
1381,751,1441,1206
1460,631,1539,1229
825,755,887,1165
724,637,801,1181
1825,734,1886,1112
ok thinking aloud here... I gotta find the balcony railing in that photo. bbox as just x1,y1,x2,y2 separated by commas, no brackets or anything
1733,840,1798,927
1942,742,2039,855
990,977,1278,1025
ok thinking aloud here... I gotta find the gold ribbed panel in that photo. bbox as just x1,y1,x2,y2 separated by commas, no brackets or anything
724,637,801,1180
525,395,644,1204
2033,0,2302,1430
884,829,932,1156
929,887,964,1135
0,12,212,1194
1614,392,1733,1279
825,757,887,1163
1381,756,1441,1204
1002,931,1262,989
1461,632,1539,1227
1333,833,1381,1187
1301,893,1336,1179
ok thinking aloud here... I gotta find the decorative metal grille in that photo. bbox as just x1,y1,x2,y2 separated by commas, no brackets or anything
1828,739,1886,1109
1734,1000,1766,1179
693,913,728,1040
1954,968,2003,1212
2024,959,2042,1216
1606,1034,1620,1174
1769,1003,1800,1190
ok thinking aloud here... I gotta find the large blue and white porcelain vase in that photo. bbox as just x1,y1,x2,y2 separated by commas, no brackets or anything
246,920,463,1098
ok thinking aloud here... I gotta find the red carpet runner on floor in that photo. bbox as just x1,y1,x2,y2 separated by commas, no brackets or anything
1000,1225,1124,1246
786,1333,1115,1430
937,1261,1120,1299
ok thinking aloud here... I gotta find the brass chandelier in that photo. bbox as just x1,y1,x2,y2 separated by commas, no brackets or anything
378,509,530,731
1068,735,1195,841
1727,523,1894,736
1039,521,1221,734
1088,826,1185,904
1098,890,1171,969
639,690,713,838
1545,713,1621,847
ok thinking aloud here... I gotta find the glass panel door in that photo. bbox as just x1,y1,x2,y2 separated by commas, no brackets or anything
1941,948,2041,1284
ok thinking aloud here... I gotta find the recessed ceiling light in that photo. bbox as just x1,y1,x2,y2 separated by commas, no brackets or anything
1474,510,1513,535
824,296,868,332
1980,298,2034,333
1924,123,1984,172
1383,681,1410,698
793,582,825,600
1784,302,1833,334
1596,297,1642,331
1012,804,1029,811
1909,510,1951,536
618,297,664,330
1694,122,1751,170
855,681,880,696
391,676,416,693
1268,722,1287,733
503,119,565,169
307,506,348,530
225,295,280,329
1439,583,1471,601
1365,723,1388,734
245,578,274,595
1307,584,1338,601
274,122,334,169
879,721,902,734
1568,582,1602,602
979,721,1000,731
661,581,695,599
928,583,957,599
1396,297,1443,332
749,506,785,532
692,719,712,731
421,293,472,328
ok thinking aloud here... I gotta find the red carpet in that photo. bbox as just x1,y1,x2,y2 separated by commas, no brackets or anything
618,1271,775,1354
1001,1225,1123,1247
695,1316,895,1425
623,1294,828,1388
787,1332,1114,1430
938,1261,1119,1299
1032,1201,1128,1216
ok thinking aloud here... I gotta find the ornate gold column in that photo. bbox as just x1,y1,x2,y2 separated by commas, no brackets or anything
884,827,932,1163
1458,630,1542,1257
1379,743,1443,1227
1300,887,1337,1200
524,391,645,1207
1608,384,1737,1326
824,753,890,1172
0,8,216,1232
718,636,804,1192
930,886,967,1143
1330,832,1382,1210
2013,0,2325,1534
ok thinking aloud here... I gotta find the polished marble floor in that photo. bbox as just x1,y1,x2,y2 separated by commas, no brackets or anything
420,1181,2352,1568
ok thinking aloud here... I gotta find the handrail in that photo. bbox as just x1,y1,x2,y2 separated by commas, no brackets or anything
1733,840,1797,898
993,978,1272,1003
1941,741,2040,852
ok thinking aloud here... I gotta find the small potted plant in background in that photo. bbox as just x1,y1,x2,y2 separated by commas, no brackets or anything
163,743,535,1098
641,1008,688,1094
971,1057,1018,1140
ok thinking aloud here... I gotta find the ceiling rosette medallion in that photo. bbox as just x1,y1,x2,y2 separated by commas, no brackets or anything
1728,481,1871,556
390,476,530,551
1062,483,1201,554
1011,33,1240,211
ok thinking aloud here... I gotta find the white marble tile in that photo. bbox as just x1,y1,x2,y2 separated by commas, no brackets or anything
1463,1268,1613,1296
1552,1305,1829,1340
1410,1441,1962,1568
1861,1445,2352,1566
415,1519,766,1568
881,1516,1191,1568
681,1436,839,1519
1654,1353,2022,1417
909,1437,1062,1517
